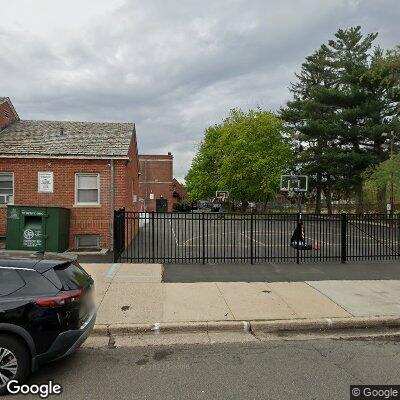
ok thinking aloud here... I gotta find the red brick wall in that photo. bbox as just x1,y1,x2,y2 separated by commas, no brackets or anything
0,101,18,130
172,178,188,205
0,153,140,250
139,154,174,212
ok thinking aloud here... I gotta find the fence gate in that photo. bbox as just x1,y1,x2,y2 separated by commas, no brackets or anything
113,211,400,264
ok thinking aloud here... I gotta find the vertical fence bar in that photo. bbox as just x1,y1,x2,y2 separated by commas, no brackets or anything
296,213,300,264
341,212,347,264
250,213,254,264
202,212,205,264
151,211,155,263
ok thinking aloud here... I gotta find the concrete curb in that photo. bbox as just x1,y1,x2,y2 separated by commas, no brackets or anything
91,316,400,336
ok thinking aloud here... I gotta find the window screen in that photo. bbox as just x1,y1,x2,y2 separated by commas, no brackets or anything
0,173,13,204
76,174,99,204
76,235,100,250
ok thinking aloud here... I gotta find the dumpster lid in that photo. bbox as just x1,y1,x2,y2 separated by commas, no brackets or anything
0,251,76,273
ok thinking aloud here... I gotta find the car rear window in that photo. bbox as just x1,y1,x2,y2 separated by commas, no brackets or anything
52,262,90,290
0,269,25,296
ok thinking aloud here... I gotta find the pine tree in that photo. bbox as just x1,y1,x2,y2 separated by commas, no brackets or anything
282,26,400,213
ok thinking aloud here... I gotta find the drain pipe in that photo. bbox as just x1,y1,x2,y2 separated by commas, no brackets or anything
110,159,115,251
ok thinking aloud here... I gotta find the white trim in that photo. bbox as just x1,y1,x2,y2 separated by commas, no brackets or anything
140,181,172,184
0,154,129,160
0,172,14,205
75,173,100,206
139,159,172,162
0,266,34,271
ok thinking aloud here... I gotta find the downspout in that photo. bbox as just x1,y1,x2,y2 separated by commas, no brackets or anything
110,159,115,251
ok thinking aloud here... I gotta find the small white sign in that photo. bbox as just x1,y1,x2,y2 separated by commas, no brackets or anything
387,203,392,211
149,193,155,200
38,172,54,193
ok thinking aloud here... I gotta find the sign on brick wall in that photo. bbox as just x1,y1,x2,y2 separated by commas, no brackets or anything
38,172,54,193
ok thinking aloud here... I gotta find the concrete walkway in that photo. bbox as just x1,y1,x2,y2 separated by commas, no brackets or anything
82,263,400,329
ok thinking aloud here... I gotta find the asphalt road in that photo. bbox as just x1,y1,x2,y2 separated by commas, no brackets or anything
16,338,400,400
121,213,400,263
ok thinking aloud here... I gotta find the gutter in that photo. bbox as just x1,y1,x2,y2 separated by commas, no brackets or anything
0,154,129,160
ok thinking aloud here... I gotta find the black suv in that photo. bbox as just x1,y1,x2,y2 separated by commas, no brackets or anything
0,252,96,394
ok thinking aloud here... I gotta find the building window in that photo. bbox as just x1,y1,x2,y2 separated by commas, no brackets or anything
0,173,14,204
75,173,100,205
132,179,137,203
76,234,100,250
4,110,9,119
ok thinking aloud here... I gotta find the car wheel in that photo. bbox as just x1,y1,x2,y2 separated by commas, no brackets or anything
0,335,30,395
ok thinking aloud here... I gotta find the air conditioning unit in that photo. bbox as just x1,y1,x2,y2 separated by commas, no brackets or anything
0,194,13,204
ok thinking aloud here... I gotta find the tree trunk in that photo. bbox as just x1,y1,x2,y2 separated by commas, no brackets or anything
323,188,333,215
323,174,333,215
315,172,322,214
355,182,364,213
376,184,386,213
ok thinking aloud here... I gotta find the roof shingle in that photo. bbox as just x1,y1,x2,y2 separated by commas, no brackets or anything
0,120,134,158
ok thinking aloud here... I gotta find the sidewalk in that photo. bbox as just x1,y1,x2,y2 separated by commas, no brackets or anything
82,263,400,334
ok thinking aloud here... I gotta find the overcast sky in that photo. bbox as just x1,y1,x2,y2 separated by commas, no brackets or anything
1,0,399,180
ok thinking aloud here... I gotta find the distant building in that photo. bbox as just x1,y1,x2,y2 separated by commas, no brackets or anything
0,97,140,251
172,178,188,205
138,154,174,212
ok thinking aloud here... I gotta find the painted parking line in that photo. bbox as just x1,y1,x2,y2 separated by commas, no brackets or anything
106,263,120,279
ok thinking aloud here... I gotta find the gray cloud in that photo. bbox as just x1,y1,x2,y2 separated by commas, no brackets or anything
1,0,399,180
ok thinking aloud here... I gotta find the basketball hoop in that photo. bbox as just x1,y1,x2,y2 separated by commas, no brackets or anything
280,175,308,193
216,191,229,202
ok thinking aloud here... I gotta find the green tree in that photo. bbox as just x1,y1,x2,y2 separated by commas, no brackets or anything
281,47,338,213
186,109,293,203
363,153,400,207
282,26,400,213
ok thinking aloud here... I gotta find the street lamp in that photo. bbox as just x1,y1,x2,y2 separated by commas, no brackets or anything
382,131,396,215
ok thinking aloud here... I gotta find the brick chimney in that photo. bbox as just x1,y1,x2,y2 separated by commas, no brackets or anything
0,97,19,131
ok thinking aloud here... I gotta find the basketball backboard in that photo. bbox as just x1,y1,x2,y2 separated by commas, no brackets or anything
216,191,229,201
280,175,308,192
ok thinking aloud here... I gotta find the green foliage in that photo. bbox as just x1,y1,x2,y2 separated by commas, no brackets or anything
363,154,400,200
186,109,293,202
281,26,400,212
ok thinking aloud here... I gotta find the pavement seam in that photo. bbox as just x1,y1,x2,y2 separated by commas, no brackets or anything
304,281,355,317
97,264,121,311
309,341,365,384
264,282,299,318
214,282,237,320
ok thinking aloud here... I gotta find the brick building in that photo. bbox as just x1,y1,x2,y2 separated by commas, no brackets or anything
0,97,140,251
138,154,174,212
172,178,188,205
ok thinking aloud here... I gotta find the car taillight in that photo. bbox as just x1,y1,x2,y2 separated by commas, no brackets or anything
35,289,83,307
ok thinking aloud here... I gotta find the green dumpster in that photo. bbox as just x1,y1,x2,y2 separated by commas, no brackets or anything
6,205,70,253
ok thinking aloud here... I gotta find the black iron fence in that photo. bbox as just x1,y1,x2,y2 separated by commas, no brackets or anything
114,211,400,264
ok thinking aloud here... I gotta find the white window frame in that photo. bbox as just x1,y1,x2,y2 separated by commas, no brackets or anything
0,172,14,205
75,173,100,206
